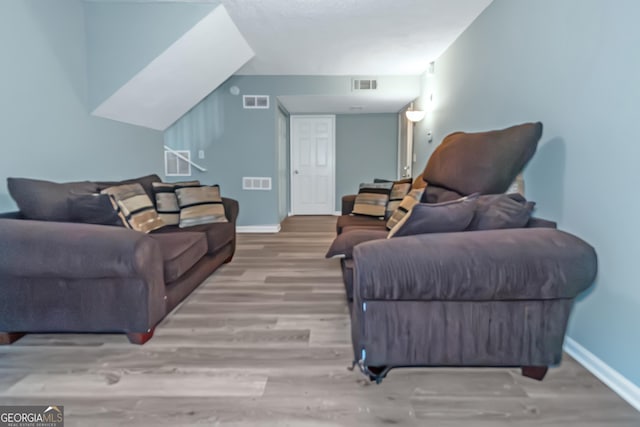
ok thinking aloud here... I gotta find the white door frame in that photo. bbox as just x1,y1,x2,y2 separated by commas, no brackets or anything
290,115,336,215
397,109,414,179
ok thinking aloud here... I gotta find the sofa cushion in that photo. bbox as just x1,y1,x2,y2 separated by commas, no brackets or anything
351,182,393,218
67,193,123,226
100,183,165,233
421,185,464,204
388,195,478,238
175,185,228,228
152,181,200,226
326,229,388,259
411,171,428,190
148,232,207,282
153,222,235,254
422,122,542,196
375,178,412,219
467,194,535,231
94,174,162,202
336,214,385,234
386,188,425,231
7,177,98,221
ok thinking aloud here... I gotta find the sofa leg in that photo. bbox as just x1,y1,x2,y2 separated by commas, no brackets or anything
126,329,155,345
224,255,234,264
0,333,25,345
521,366,548,381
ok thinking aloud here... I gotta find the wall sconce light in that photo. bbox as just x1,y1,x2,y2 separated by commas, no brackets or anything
405,103,425,123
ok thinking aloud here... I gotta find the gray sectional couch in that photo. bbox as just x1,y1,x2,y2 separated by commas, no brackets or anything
0,174,238,344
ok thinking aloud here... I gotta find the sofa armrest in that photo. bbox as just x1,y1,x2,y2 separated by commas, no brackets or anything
342,194,357,215
0,219,163,280
222,197,239,223
352,228,597,302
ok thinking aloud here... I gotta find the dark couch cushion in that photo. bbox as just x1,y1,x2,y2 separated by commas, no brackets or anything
336,214,386,234
467,193,535,231
7,177,99,221
94,174,162,202
420,185,464,204
149,232,207,282
326,229,388,259
422,122,542,196
67,193,123,226
388,195,478,238
153,222,234,254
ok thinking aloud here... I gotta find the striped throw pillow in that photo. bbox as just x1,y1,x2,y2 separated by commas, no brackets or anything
175,185,228,228
375,178,412,219
101,183,165,233
351,182,393,218
385,188,425,231
152,181,200,226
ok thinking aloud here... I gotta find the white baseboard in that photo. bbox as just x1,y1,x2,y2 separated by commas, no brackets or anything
334,211,341,216
236,224,281,233
564,337,640,411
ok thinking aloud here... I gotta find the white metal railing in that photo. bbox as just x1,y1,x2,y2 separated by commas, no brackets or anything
163,145,207,172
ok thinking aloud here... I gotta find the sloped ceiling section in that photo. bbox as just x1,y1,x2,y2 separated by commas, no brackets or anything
92,5,254,130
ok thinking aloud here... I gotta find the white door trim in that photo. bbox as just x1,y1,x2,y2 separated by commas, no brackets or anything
290,115,336,215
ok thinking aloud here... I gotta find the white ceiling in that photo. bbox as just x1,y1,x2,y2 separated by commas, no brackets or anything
86,0,492,76
85,0,493,116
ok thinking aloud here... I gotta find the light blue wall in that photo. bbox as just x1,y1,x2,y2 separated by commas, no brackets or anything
416,0,640,387
336,114,398,208
165,76,412,226
0,0,163,212
84,1,217,110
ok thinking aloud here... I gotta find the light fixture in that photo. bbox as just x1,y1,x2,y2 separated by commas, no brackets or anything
405,103,425,123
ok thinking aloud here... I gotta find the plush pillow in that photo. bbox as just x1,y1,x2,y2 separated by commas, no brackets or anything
467,193,535,231
420,185,464,203
351,182,393,218
325,229,389,259
67,193,123,226
100,183,165,233
7,177,98,221
95,174,162,202
385,188,425,231
152,181,200,226
175,185,228,228
375,178,412,219
422,122,542,195
388,194,478,238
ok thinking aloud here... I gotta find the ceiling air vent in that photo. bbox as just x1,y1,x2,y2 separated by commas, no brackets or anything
243,95,270,109
352,79,378,91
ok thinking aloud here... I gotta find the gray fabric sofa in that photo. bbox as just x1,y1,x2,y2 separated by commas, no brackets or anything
0,174,238,345
329,123,598,382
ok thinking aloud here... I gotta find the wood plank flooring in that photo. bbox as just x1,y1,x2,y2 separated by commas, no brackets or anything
1,215,638,426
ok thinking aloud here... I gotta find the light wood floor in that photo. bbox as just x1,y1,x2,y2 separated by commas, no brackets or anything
1,216,638,426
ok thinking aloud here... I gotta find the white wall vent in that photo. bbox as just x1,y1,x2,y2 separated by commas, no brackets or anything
165,149,191,176
352,79,378,91
243,95,270,109
242,177,272,190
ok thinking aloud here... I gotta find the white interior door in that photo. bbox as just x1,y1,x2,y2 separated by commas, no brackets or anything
290,115,335,215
